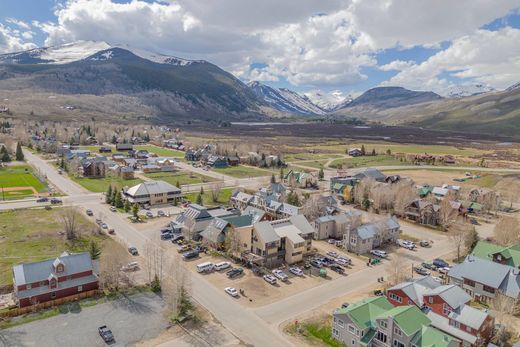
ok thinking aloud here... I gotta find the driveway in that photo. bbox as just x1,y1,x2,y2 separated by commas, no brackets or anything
0,292,169,347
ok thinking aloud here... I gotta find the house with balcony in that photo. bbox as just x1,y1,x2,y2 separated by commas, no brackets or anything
470,240,520,268
313,210,362,240
343,217,401,254
13,252,98,307
123,180,182,206
332,296,459,347
173,204,240,240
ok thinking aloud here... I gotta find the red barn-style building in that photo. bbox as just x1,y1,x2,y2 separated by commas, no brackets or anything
13,252,99,307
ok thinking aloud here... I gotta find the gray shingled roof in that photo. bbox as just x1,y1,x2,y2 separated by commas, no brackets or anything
289,215,314,235
448,256,513,289
126,180,180,197
356,223,378,240
427,285,471,311
254,222,280,244
448,305,488,330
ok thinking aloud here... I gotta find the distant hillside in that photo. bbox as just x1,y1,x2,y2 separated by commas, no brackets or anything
339,86,442,110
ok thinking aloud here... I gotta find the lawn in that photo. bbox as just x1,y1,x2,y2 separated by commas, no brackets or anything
329,155,402,169
184,188,234,207
144,170,217,186
311,142,486,156
0,208,117,285
293,159,329,169
284,153,344,162
71,175,143,193
213,165,273,178
286,321,342,347
0,165,47,200
135,145,185,158
79,146,126,157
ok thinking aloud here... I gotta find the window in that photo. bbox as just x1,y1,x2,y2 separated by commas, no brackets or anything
332,328,339,337
352,340,355,345
379,321,387,328
443,303,452,316
450,320,460,329
348,324,355,333
389,293,402,303
483,285,495,294
51,292,56,299
26,284,32,290
466,326,472,333
376,331,387,343
77,285,83,292
336,319,344,328
428,296,433,304
333,317,337,323
393,340,405,347
463,278,476,287
394,327,402,336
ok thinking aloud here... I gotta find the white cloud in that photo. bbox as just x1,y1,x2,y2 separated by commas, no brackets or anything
5,18,31,30
0,24,37,53
382,27,520,93
379,60,415,71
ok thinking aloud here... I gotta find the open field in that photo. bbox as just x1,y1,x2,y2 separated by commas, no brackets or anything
135,145,185,158
213,165,273,178
309,142,487,156
0,165,47,200
284,153,345,162
329,154,402,169
80,146,126,157
0,208,121,285
144,170,218,186
71,175,143,192
184,188,234,207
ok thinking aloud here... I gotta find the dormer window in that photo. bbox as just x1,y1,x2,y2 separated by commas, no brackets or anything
53,258,65,274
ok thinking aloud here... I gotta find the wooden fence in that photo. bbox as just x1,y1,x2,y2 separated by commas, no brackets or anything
0,290,98,318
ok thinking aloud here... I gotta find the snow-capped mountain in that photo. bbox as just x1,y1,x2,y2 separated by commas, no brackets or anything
304,90,353,112
0,40,205,66
248,81,325,116
506,81,520,92
444,83,496,98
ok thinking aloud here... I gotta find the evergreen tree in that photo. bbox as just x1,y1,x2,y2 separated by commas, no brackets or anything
28,142,33,150
111,135,118,144
280,168,284,181
200,186,204,195
124,199,131,213
115,191,124,208
0,146,10,162
318,168,324,181
106,185,113,204
89,240,102,260
196,193,203,206
361,144,366,156
270,174,276,184
150,274,161,292
176,181,180,188
371,148,376,156
111,188,117,206
132,203,139,218
386,148,392,155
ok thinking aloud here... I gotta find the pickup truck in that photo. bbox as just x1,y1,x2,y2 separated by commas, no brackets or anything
98,325,115,344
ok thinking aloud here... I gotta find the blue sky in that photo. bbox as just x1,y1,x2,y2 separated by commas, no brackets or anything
1,1,520,99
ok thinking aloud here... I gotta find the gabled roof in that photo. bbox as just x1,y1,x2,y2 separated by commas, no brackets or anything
376,305,430,336
200,218,229,243
472,241,520,268
389,276,442,307
427,311,476,344
426,285,471,311
125,180,180,196
254,222,280,244
448,305,488,330
411,325,460,347
334,296,394,330
289,215,314,235
223,214,254,228
243,206,266,223
356,223,379,240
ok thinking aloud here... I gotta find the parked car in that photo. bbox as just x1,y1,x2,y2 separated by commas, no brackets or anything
421,262,437,270
335,240,343,247
433,258,449,268
419,240,430,247
414,267,431,276
310,260,323,268
438,267,451,274
146,211,153,218
327,239,336,244
171,235,185,243
330,264,345,274
397,239,415,250
50,198,62,204
107,228,115,235
224,287,239,297
226,268,244,279
215,261,231,271
178,245,192,253
101,223,108,229
326,251,338,258
95,218,102,225
289,267,304,276
128,246,138,256
110,206,116,212
183,250,199,260
37,197,49,203
122,262,139,272
272,269,288,282
98,325,115,344
263,274,277,285
335,258,350,267
370,250,388,258
157,210,165,217
160,233,173,240
86,209,93,216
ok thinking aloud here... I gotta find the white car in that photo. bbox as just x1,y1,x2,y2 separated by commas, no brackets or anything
326,251,338,258
335,258,350,267
289,267,304,276
263,274,277,285
101,223,108,229
432,276,442,283
438,267,451,274
272,269,288,282
224,287,239,297
397,239,415,250
327,239,336,244
370,250,388,258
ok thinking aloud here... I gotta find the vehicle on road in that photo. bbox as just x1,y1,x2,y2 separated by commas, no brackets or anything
433,258,449,268
327,239,336,244
183,250,199,260
108,228,115,235
101,223,108,229
122,262,139,272
37,197,49,203
414,267,431,276
98,325,115,344
370,250,388,258
272,269,288,282
225,287,239,297
335,257,351,266
310,260,323,268
110,206,116,212
86,209,93,216
214,261,231,271
226,268,243,279
420,240,430,247
128,246,138,256
263,274,277,285
146,211,153,218
421,262,437,270
50,198,62,204
326,251,338,258
289,267,304,276
330,264,345,274
335,240,343,247
157,210,165,217
196,262,214,273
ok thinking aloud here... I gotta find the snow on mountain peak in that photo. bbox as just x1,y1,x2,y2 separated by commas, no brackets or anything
304,90,353,112
444,83,496,98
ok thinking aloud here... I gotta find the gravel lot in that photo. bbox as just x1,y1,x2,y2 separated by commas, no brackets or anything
0,292,169,347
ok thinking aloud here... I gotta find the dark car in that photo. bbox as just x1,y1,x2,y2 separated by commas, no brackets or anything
50,198,62,204
421,262,437,271
330,264,345,274
160,233,173,240
433,258,449,269
98,325,115,344
128,246,138,256
226,268,244,278
36,197,49,203
183,250,199,260
310,260,323,268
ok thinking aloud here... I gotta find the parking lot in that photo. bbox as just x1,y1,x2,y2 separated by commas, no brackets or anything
0,292,169,347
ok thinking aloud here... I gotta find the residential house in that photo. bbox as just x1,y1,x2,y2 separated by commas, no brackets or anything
13,252,98,308
244,215,314,268
173,204,240,240
206,155,228,168
348,148,363,157
184,149,200,161
344,217,401,254
330,176,358,201
116,143,133,151
471,240,520,268
353,167,387,182
468,188,498,206
119,165,134,179
231,183,294,220
284,170,318,189
80,157,106,178
142,164,162,173
200,214,256,249
99,146,112,153
332,296,459,347
230,191,255,210
448,256,520,305
151,158,175,172
405,200,440,226
123,180,182,206
387,277,494,346
313,210,362,240
227,156,240,166
112,154,127,163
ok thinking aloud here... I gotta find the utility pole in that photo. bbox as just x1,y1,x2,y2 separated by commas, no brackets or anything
1,185,4,201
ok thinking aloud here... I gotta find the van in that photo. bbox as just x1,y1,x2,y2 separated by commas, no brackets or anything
214,261,231,271
196,262,214,273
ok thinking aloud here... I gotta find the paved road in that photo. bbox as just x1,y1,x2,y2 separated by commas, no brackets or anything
0,292,168,347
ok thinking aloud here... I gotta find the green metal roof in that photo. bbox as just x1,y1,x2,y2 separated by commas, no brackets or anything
333,183,345,190
417,186,433,197
411,326,459,347
223,214,254,228
360,329,376,346
472,240,520,267
337,296,394,330
376,305,431,336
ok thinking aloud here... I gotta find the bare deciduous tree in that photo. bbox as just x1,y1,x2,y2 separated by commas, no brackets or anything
394,182,417,217
144,242,164,284
302,195,324,221
210,181,224,203
439,195,457,228
494,217,520,246
60,208,80,240
449,224,467,262
224,227,242,256
100,248,129,291
386,252,408,286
